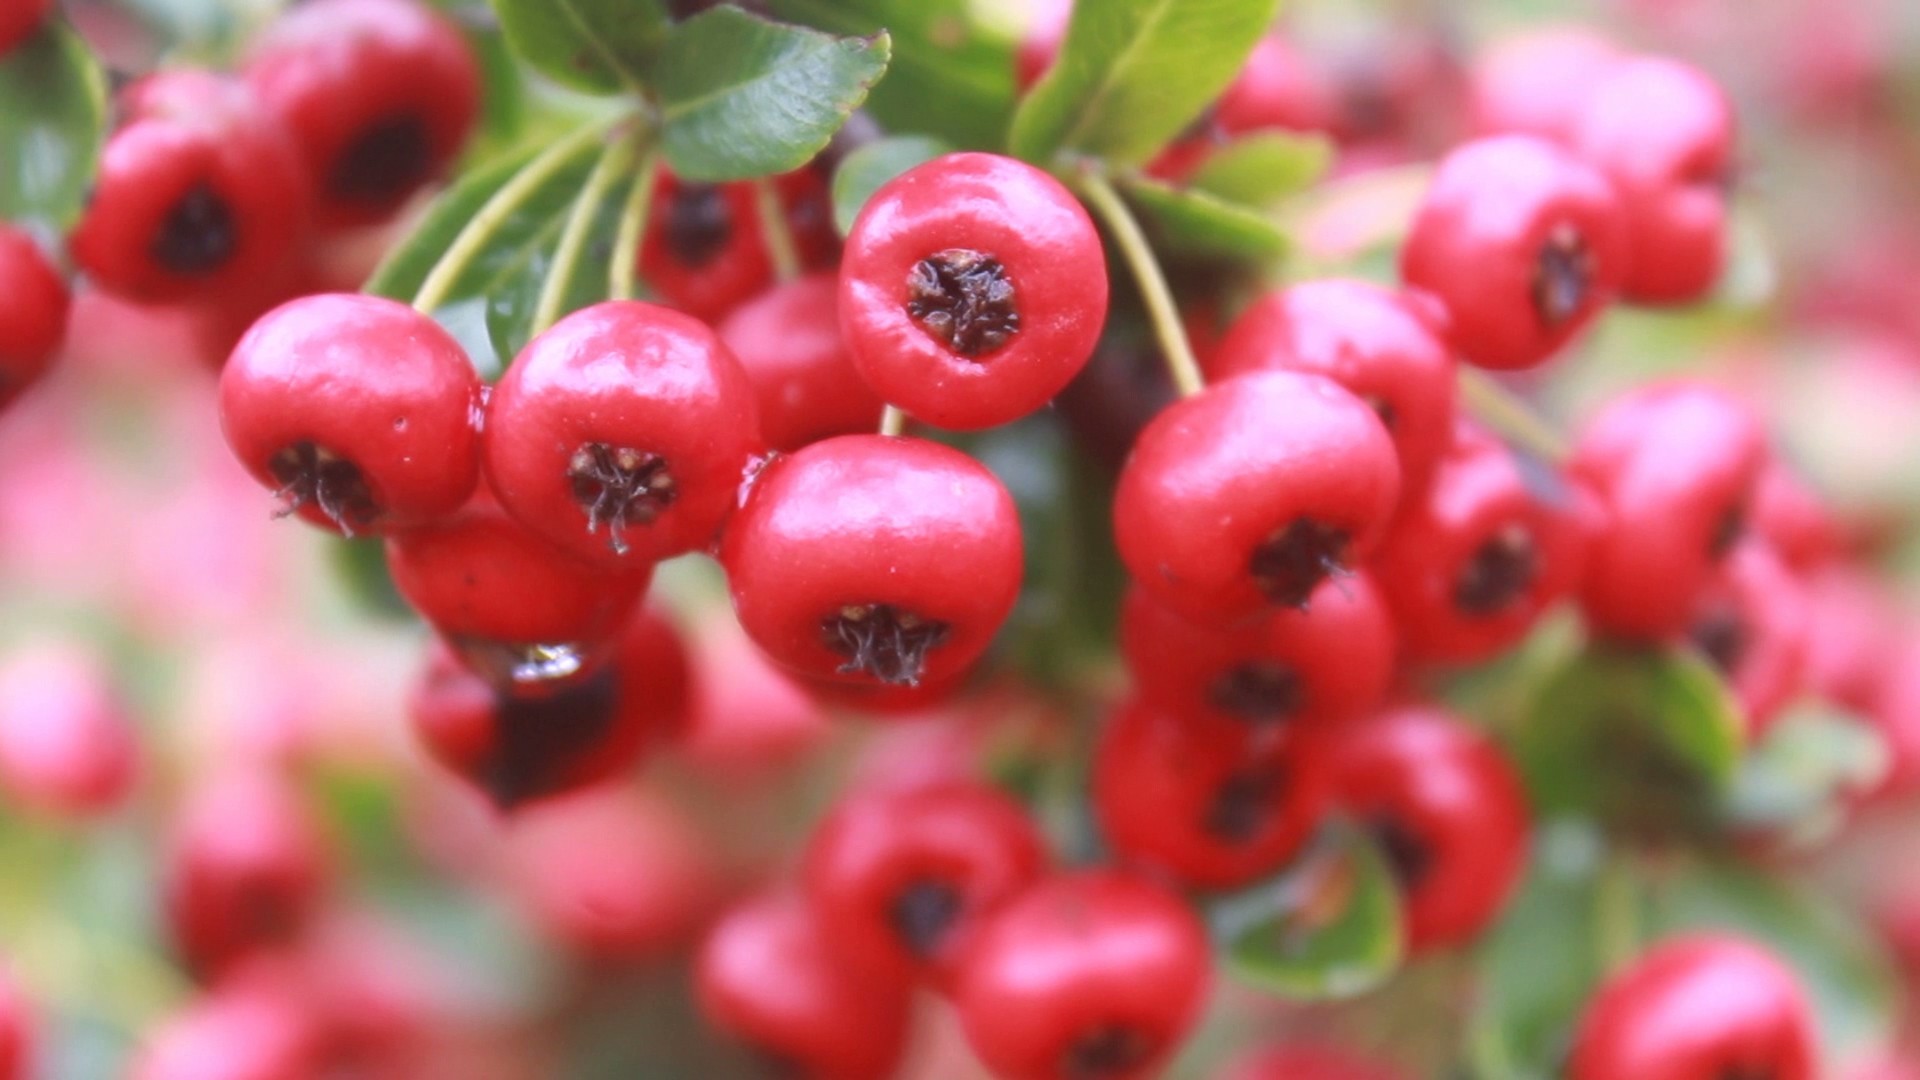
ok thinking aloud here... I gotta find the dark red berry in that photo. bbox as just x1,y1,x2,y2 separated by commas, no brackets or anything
1686,541,1808,737
720,434,1023,688
1569,935,1817,1080
1468,28,1622,141
220,293,482,535
244,0,481,228
1401,134,1626,370
0,226,69,412
954,870,1211,1080
1113,370,1400,625
716,272,884,452
0,0,50,56
839,152,1108,430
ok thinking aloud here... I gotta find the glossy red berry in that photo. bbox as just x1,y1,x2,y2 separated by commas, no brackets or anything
1752,460,1842,574
639,170,773,323
1121,576,1395,731
1209,279,1456,497
243,0,481,228
1469,28,1622,140
803,779,1047,985
840,152,1108,430
1323,707,1529,952
696,891,911,1080
483,300,762,568
1569,935,1817,1080
1572,58,1735,305
954,870,1212,1080
1687,541,1808,736
716,272,884,452
1093,699,1326,890
71,70,313,303
1113,370,1400,625
1572,380,1769,639
0,0,49,56
221,293,483,535
0,226,68,411
721,434,1023,688
1371,422,1590,665
1401,134,1626,370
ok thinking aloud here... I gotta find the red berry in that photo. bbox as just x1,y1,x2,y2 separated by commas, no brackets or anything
1751,459,1843,573
1687,541,1808,736
674,615,834,774
1370,422,1591,665
1093,699,1326,890
0,0,49,56
1209,279,1456,497
639,169,774,323
716,272,884,452
1572,380,1768,639
0,642,138,818
71,70,313,303
696,891,911,1080
1572,58,1735,305
720,434,1023,688
1322,706,1529,952
243,0,481,228
954,870,1211,1080
1113,370,1400,625
0,970,29,1080
1569,935,1817,1080
839,152,1108,430
483,300,762,568
1401,134,1626,370
1012,0,1070,90
0,226,67,410
221,293,483,535
1468,28,1622,141
804,779,1047,985
130,983,319,1080
1803,568,1896,714
1121,576,1395,731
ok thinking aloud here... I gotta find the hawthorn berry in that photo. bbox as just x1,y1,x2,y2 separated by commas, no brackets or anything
1569,935,1817,1080
1572,380,1769,639
243,0,481,228
1093,699,1326,890
803,779,1047,985
1572,57,1735,305
695,891,911,1080
1401,134,1626,370
1322,706,1529,952
716,272,884,452
1113,370,1400,625
954,870,1211,1080
1121,576,1396,731
1687,541,1809,735
1208,278,1456,497
1468,28,1622,140
839,152,1108,430
221,293,482,535
71,70,313,303
1370,422,1590,665
0,0,49,56
720,434,1023,688
483,300,762,568
0,226,68,412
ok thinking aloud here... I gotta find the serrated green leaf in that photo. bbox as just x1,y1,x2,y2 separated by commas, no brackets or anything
655,8,889,183
1117,175,1288,261
1190,131,1333,209
0,22,107,230
830,134,949,235
1215,823,1405,1000
489,0,668,95
1008,0,1280,167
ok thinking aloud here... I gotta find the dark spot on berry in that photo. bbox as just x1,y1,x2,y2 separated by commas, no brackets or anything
568,443,676,556
236,882,304,945
665,183,732,268
1063,1025,1155,1079
1366,813,1433,893
1709,503,1745,560
1719,1066,1778,1080
1363,394,1399,432
267,441,380,535
483,665,619,811
821,603,950,686
1249,518,1350,609
1203,767,1281,843
888,879,963,957
1691,607,1748,675
906,249,1020,358
1209,662,1303,725
1532,221,1594,327
329,112,433,207
1453,523,1539,615
151,181,236,275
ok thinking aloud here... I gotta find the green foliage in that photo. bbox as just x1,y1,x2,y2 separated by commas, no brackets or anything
1721,704,1890,841
1189,131,1334,208
1116,175,1289,261
489,0,669,94
1215,823,1406,1000
830,134,950,234
0,23,106,231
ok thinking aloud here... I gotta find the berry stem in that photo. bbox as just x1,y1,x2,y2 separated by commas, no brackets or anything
1458,368,1569,461
532,125,649,337
879,405,907,437
609,151,661,303
1073,170,1205,398
752,177,803,283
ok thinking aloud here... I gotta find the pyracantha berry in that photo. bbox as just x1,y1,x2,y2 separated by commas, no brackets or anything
0,0,50,56
1752,460,1843,574
1468,27,1622,141
1687,540,1808,736
1802,569,1897,714
674,616,834,775
0,969,29,1080
0,226,69,411
717,272,884,452
221,292,483,535
1113,370,1400,625
1013,0,1071,90
0,642,138,818
637,168,832,322
129,982,320,1080
483,300,762,568
720,434,1023,688
840,152,1109,430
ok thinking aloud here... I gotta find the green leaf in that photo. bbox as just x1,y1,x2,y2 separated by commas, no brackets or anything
655,8,889,183
1215,823,1405,1000
1008,0,1281,167
831,134,949,235
0,22,107,230
489,0,668,95
764,0,1018,150
1720,704,1889,842
1189,131,1334,209
1116,175,1288,261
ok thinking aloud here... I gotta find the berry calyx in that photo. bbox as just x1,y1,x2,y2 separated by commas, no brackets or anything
905,249,1020,357
565,444,675,556
821,602,952,686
